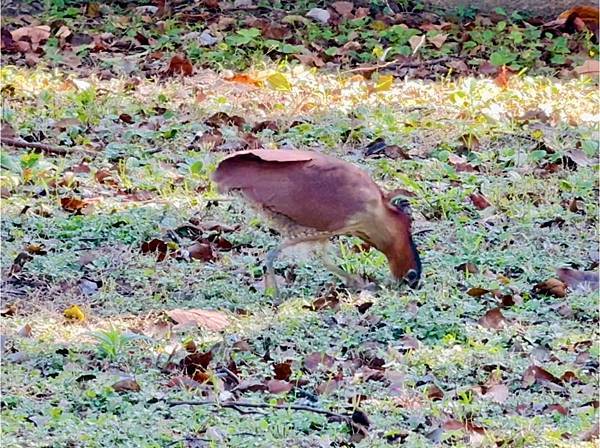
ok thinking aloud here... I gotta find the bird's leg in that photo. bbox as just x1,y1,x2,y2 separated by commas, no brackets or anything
264,245,283,300
318,245,366,290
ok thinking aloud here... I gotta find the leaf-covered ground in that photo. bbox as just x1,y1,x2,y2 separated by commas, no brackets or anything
1,1,599,447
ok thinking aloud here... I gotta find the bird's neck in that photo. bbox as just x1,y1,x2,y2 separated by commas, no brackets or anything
369,208,413,280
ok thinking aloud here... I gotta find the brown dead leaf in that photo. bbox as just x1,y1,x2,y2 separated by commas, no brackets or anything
546,403,569,416
60,197,89,213
482,383,509,403
494,65,512,88
332,1,354,18
273,361,292,381
112,378,141,393
408,35,426,54
574,59,600,78
581,422,599,441
166,308,230,331
11,25,51,51
225,73,262,87
304,352,335,372
557,267,599,292
534,278,567,297
18,323,32,338
522,365,562,388
166,375,204,389
1,304,17,316
188,242,216,262
294,53,325,67
427,33,448,49
545,6,599,37
470,193,492,210
448,153,477,172
165,54,193,76
467,287,491,297
316,378,341,395
267,379,292,394
85,2,101,18
141,238,170,261
306,288,340,311
478,308,507,330
426,384,444,401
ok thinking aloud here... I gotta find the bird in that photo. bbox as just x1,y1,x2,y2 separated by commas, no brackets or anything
212,149,421,297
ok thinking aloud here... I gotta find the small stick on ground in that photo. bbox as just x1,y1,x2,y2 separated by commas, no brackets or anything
167,399,349,421
344,56,454,74
1,137,96,156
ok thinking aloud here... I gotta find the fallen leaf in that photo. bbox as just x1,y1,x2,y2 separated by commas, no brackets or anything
166,308,230,331
304,352,335,372
316,378,341,394
267,73,292,91
60,197,88,213
331,1,354,18
267,379,292,394
188,241,215,262
494,65,512,88
11,25,51,51
522,365,562,388
467,287,491,297
545,6,599,37
18,323,32,337
64,305,85,321
226,73,262,87
546,403,568,415
112,378,141,393
566,149,594,167
581,422,599,441
534,278,567,298
448,153,477,172
427,33,448,49
1,304,17,316
409,35,426,54
166,375,204,389
306,8,330,24
426,384,444,400
478,308,507,330
482,383,509,403
557,267,599,292
273,361,293,381
294,53,325,67
373,74,394,92
470,193,492,210
574,59,600,78
141,238,170,261
165,54,193,76
85,2,101,18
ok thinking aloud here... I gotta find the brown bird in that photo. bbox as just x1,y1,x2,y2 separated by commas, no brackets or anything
212,149,421,296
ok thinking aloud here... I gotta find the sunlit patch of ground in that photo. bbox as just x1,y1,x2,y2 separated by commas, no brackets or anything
1,65,598,447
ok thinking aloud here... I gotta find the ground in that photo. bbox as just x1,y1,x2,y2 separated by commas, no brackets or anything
1,1,599,447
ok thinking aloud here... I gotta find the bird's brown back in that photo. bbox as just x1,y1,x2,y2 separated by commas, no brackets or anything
212,150,384,233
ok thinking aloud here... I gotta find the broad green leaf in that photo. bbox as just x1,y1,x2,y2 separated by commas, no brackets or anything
1,152,20,173
190,160,203,175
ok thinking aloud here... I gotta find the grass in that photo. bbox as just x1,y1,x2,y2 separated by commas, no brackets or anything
1,62,598,447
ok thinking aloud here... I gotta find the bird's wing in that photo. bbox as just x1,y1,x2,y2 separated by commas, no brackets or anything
217,149,315,164
213,150,382,232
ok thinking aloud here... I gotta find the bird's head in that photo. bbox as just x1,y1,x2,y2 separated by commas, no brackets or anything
384,196,422,289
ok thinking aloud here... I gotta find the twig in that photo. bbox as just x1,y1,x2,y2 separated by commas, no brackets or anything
167,399,349,421
344,56,454,74
0,137,95,156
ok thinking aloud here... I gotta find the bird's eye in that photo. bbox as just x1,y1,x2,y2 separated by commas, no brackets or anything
404,269,420,288
390,196,411,215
